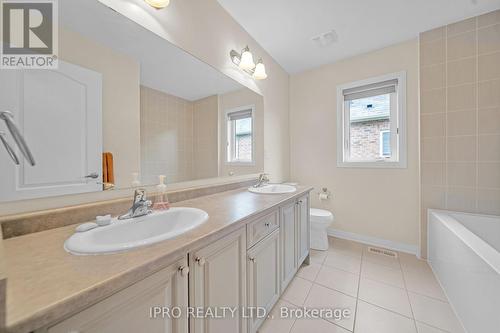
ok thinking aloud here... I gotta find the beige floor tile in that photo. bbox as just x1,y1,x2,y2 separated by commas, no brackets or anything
290,318,350,333
408,292,464,332
324,251,361,274
400,253,433,272
403,269,447,301
358,278,413,317
328,238,363,258
363,251,401,270
315,265,359,297
281,277,313,306
296,262,321,282
355,301,417,333
258,300,297,333
415,321,449,333
310,249,328,264
361,260,405,288
303,284,357,331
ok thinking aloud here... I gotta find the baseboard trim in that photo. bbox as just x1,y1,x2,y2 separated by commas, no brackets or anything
327,228,419,255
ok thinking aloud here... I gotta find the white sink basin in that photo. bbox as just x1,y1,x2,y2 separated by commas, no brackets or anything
248,184,297,194
64,207,208,255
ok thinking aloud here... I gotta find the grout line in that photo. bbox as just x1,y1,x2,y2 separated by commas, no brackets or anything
399,251,419,332
350,243,364,332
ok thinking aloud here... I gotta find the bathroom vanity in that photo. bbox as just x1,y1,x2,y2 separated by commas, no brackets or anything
2,186,311,333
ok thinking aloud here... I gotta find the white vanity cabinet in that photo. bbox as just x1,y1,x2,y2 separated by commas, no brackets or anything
280,201,297,291
297,195,310,265
45,257,189,333
280,195,311,292
247,229,280,333
189,227,248,333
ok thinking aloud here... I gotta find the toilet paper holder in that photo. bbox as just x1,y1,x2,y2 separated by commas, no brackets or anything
317,187,331,200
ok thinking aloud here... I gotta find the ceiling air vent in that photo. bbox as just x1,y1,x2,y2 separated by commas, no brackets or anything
311,29,338,47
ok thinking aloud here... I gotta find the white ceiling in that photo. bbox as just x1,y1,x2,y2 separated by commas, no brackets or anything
217,0,500,74
60,0,242,101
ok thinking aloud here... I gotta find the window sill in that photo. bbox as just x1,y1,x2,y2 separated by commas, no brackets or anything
225,161,256,167
337,160,407,169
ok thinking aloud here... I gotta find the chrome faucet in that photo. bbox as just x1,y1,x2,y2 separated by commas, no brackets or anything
254,173,270,188
119,189,152,220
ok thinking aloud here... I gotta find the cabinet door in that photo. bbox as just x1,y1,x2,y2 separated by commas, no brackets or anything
189,228,247,333
297,194,310,265
280,201,297,292
247,229,280,333
48,257,188,333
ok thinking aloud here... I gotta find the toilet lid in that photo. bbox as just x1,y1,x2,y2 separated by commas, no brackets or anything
310,208,333,218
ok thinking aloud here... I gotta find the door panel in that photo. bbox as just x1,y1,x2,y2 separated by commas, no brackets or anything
280,202,297,292
247,229,280,333
0,60,102,201
297,195,310,265
48,258,188,333
189,228,247,333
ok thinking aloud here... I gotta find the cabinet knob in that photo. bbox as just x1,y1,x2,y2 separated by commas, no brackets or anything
265,222,270,227
195,257,206,266
178,266,189,277
249,257,256,263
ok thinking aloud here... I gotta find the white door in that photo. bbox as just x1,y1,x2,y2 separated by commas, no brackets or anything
189,228,247,333
47,257,189,333
297,195,310,265
0,60,102,201
247,229,280,333
280,201,297,292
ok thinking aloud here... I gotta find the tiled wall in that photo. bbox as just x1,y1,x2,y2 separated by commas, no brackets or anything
140,86,194,185
193,95,219,179
420,10,500,257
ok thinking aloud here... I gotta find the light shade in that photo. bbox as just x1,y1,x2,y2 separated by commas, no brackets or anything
145,0,170,9
253,61,267,80
239,49,256,70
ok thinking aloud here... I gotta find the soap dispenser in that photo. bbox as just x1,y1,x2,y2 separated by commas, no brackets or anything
153,175,170,211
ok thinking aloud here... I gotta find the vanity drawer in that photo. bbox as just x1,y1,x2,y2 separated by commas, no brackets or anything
247,210,279,248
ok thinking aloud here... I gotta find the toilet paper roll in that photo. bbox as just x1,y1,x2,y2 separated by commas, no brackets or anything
319,193,329,200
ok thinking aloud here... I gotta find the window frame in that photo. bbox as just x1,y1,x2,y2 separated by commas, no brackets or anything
224,105,255,166
336,71,407,169
379,130,391,158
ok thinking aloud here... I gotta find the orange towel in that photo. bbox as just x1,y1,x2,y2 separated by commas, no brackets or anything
102,152,115,184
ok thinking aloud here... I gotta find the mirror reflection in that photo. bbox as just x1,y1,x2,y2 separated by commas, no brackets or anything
0,0,263,202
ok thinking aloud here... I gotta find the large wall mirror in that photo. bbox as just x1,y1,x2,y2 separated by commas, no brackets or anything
0,0,264,202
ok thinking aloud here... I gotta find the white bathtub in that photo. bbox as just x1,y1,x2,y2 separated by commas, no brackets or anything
428,210,500,333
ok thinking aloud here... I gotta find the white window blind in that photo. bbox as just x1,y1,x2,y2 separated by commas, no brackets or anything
343,79,398,101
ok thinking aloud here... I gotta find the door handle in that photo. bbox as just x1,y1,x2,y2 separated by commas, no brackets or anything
0,131,19,165
195,257,206,266
84,172,99,179
178,266,189,277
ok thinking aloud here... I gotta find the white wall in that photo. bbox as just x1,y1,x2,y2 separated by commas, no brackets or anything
290,39,420,248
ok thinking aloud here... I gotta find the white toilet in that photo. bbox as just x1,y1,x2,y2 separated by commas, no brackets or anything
310,208,334,251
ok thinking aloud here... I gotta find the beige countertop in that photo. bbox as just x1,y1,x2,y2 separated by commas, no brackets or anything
2,186,312,333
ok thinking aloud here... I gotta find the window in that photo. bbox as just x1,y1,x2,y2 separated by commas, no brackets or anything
226,107,254,164
337,72,406,168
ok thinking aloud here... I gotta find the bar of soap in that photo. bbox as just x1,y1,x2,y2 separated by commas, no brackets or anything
96,214,112,226
75,222,99,232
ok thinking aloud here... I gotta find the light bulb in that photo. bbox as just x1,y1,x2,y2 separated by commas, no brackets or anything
253,60,267,80
145,0,170,9
239,47,256,70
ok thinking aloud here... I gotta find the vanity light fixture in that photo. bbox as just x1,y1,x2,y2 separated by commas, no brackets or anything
230,46,268,80
144,0,170,9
